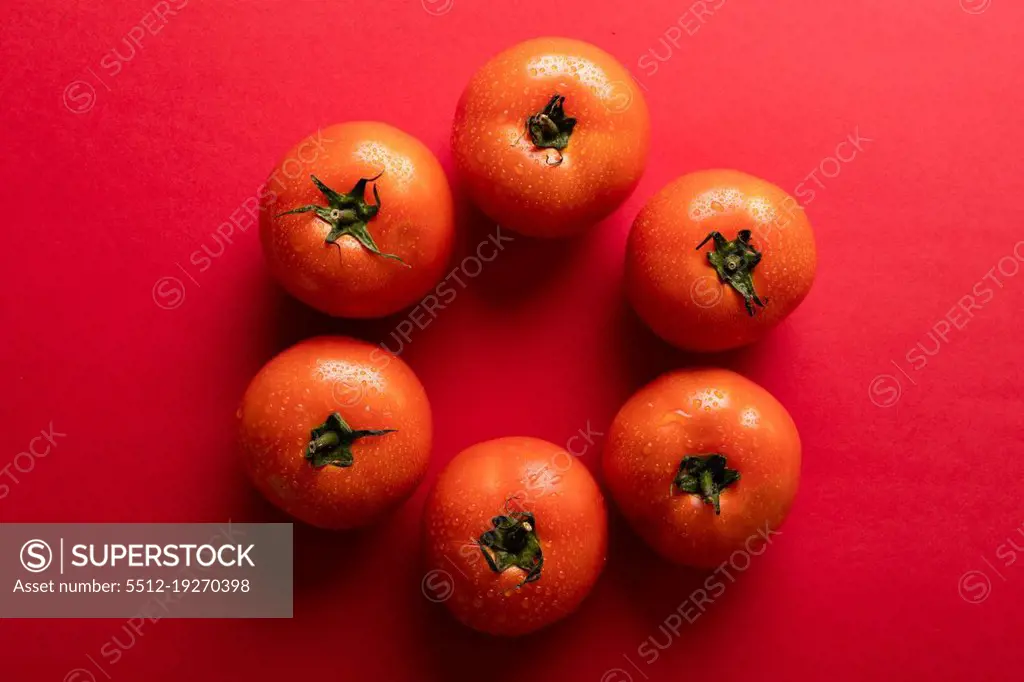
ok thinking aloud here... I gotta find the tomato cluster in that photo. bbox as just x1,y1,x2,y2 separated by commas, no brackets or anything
240,37,812,636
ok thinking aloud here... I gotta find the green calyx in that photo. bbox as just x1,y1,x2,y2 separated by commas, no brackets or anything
478,508,544,588
696,230,767,315
305,412,396,469
526,94,577,153
278,173,409,267
672,453,741,515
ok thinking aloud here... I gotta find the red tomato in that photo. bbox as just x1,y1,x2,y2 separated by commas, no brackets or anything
260,122,455,318
452,37,650,238
626,169,817,351
424,437,606,635
602,368,800,567
238,336,431,529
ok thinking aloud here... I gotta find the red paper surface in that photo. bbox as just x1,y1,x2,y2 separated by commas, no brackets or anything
2,1,1022,680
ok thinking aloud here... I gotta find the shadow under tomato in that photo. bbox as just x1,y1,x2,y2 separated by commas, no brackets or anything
452,188,587,310
413,559,612,682
248,264,451,368
244,268,331,353
290,522,381,593
603,506,773,671
603,504,712,623
232,454,394,592
608,289,783,392
257,269,396,349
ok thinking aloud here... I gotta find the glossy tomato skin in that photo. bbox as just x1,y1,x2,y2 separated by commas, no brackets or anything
603,369,800,567
452,37,650,238
260,122,455,318
238,336,432,529
424,437,607,635
626,169,816,351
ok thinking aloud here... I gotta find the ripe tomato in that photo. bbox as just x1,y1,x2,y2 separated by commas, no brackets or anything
238,336,431,529
452,37,650,238
626,169,816,351
424,437,606,635
602,368,800,567
260,122,455,318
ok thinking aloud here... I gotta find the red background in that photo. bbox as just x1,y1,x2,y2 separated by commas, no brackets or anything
2,0,1022,680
